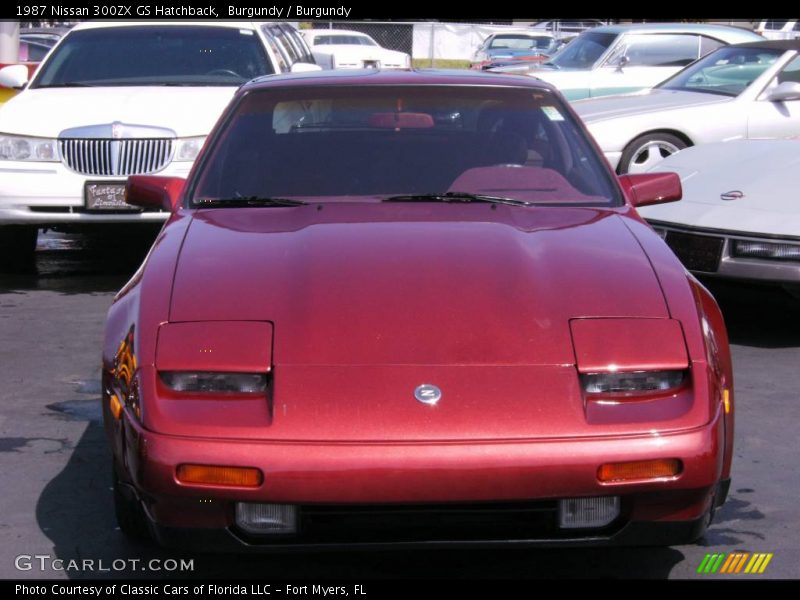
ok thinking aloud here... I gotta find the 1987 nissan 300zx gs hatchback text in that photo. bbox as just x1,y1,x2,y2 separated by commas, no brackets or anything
103,69,734,551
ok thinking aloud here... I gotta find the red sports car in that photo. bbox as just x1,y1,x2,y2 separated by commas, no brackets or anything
103,69,733,550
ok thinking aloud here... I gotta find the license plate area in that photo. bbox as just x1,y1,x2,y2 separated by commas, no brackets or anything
665,231,724,273
84,181,138,212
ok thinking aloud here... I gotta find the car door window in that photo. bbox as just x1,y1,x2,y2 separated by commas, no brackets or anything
261,29,290,73
611,34,700,68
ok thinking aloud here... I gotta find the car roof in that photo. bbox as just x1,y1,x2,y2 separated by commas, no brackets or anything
589,22,761,40
70,21,259,32
246,68,559,92
733,39,800,51
302,29,371,37
489,30,556,38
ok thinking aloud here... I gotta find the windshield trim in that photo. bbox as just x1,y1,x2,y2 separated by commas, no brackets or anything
29,25,272,90
185,83,625,211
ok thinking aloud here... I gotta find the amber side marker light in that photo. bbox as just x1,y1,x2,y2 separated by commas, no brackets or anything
723,388,731,414
598,458,682,483
176,464,263,488
109,393,123,420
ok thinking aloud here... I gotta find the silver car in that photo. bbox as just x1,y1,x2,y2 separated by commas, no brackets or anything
574,39,800,174
640,139,800,298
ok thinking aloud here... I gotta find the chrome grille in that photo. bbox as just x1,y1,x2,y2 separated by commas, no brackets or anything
59,138,174,176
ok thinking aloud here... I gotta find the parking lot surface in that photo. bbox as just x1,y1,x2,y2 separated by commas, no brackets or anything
0,232,798,579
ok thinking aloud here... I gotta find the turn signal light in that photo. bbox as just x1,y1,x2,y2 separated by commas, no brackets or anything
109,393,123,420
598,459,682,483
176,464,263,488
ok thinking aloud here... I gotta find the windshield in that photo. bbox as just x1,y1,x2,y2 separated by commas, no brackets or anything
32,26,272,88
548,32,618,69
658,46,783,97
191,85,621,208
489,35,554,51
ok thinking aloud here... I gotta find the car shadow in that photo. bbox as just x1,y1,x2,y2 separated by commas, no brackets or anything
0,231,155,295
701,279,800,349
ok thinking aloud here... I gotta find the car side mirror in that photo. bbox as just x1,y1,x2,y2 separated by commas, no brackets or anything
619,172,682,207
290,62,323,73
126,176,185,212
766,81,800,102
615,55,630,71
0,64,29,89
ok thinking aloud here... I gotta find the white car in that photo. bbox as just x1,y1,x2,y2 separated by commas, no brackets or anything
524,23,761,101
574,39,800,174
300,29,410,70
0,21,318,268
755,20,800,40
639,139,800,297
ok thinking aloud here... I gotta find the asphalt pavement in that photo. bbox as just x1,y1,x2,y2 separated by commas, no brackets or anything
0,231,797,579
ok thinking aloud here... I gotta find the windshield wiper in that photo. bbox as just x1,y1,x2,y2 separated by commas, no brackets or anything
194,197,308,208
38,82,97,88
383,192,534,207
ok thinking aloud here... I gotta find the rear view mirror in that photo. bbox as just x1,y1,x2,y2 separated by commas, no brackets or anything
0,64,29,89
126,176,185,212
368,112,435,129
619,172,682,207
766,81,800,103
290,62,323,73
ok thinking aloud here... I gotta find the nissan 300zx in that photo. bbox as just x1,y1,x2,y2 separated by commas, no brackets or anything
102,69,734,551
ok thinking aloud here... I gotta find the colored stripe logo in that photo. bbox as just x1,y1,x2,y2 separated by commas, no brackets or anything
697,553,773,574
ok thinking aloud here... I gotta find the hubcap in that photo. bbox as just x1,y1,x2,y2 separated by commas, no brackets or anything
627,140,682,174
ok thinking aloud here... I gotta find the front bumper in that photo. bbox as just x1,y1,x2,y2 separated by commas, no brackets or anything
648,221,800,285
116,405,726,549
0,160,192,226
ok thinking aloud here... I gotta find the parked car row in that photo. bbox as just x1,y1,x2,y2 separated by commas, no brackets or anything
491,23,762,100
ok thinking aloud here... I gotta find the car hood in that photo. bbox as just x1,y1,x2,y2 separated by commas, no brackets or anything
487,49,548,58
170,204,668,367
639,140,800,236
573,89,730,123
0,86,237,137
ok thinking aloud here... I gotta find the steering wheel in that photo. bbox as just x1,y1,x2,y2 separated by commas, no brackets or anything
206,69,241,78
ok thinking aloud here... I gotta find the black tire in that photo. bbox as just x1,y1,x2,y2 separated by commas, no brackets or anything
0,225,38,272
113,462,151,541
618,133,688,175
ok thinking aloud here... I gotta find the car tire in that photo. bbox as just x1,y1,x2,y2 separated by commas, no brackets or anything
0,225,38,272
113,462,151,541
619,133,688,175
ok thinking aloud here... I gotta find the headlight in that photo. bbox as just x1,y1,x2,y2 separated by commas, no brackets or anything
0,133,58,161
581,370,685,394
160,371,267,393
173,136,206,162
733,239,800,262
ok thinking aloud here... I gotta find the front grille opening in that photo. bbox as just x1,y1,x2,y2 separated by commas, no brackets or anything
59,138,174,176
233,500,628,545
664,231,724,273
